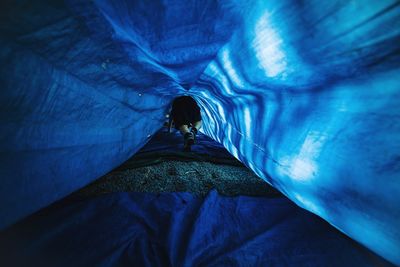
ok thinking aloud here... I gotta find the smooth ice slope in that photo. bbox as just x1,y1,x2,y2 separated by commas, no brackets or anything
0,0,399,264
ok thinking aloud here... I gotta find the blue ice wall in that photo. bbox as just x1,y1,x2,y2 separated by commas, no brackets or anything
191,0,400,264
0,0,399,264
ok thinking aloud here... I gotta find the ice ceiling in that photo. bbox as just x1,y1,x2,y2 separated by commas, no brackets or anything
0,0,399,264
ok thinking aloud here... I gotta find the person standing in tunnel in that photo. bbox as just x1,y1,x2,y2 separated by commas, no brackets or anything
169,96,202,152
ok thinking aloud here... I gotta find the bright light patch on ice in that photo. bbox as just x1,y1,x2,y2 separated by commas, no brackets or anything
253,13,287,77
216,102,226,122
207,62,235,95
243,107,252,138
278,133,326,182
221,48,244,88
288,158,317,182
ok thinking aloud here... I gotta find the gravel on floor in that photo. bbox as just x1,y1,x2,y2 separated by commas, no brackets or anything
76,160,281,198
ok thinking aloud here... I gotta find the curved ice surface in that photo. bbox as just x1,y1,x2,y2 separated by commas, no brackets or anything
0,0,399,264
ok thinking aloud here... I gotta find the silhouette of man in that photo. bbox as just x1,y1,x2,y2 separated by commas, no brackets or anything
169,96,202,151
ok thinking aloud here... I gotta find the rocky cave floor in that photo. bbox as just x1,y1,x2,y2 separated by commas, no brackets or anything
76,158,281,198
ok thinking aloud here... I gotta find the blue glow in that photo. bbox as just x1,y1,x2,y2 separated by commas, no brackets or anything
192,1,400,264
253,13,287,78
280,133,325,182
221,47,245,88
0,0,399,265
243,107,252,138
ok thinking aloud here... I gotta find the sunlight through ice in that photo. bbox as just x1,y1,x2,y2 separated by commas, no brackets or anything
253,13,287,77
